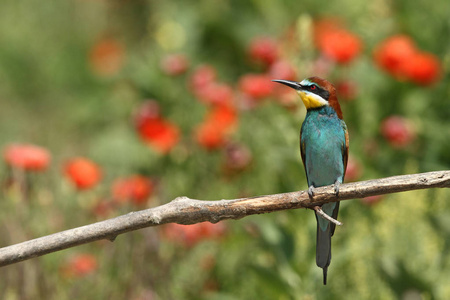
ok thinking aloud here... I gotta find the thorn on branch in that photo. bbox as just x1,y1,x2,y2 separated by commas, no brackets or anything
314,206,343,226
173,196,190,202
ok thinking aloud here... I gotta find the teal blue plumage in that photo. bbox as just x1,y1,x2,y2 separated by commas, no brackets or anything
272,76,349,285
300,105,347,284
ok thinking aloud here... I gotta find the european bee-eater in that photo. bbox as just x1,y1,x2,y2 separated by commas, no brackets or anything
273,77,349,285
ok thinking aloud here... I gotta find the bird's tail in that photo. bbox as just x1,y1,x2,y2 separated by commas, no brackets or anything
315,217,332,285
315,202,339,285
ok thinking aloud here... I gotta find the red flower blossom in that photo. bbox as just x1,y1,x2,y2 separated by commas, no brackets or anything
112,175,154,205
268,60,297,82
403,52,441,86
134,100,180,154
148,121,180,154
318,29,362,64
195,83,234,106
239,74,274,100
373,35,417,78
89,37,124,76
314,18,343,42
64,158,102,190
222,143,252,175
134,100,161,129
374,35,442,85
92,199,115,218
161,222,227,247
137,117,180,154
194,121,227,150
61,254,98,278
189,65,217,93
3,144,50,171
314,19,362,64
380,116,415,148
161,53,189,76
195,105,238,150
248,37,279,66
205,105,238,130
336,80,358,101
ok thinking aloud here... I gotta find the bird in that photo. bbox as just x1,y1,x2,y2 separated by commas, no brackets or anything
272,77,348,285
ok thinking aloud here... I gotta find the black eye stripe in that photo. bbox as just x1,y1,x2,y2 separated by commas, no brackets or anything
305,84,329,101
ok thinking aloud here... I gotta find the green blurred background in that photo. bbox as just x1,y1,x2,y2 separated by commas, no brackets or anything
0,0,449,299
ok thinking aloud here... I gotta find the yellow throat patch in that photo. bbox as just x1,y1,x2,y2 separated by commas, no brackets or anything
298,91,328,109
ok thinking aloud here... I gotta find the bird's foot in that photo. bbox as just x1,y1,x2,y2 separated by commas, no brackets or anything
308,185,315,201
334,180,341,197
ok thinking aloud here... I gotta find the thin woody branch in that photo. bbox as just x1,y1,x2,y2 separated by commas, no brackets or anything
314,206,343,226
0,170,449,267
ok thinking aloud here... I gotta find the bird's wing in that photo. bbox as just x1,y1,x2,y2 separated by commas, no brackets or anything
299,129,309,184
341,119,349,177
329,120,348,237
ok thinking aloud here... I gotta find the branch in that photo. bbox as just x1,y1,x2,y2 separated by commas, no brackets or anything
0,170,449,267
314,206,343,226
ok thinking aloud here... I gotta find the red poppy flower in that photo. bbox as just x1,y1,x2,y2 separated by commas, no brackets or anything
381,116,415,148
189,65,217,93
373,35,417,78
61,254,98,278
89,37,124,76
403,52,441,86
137,118,180,154
194,121,227,150
314,18,344,42
64,158,102,190
161,222,227,248
134,100,180,154
248,37,279,66
195,105,238,150
92,199,115,218
133,100,161,129
3,144,51,171
318,29,362,64
222,143,252,175
205,105,238,130
195,83,234,106
336,80,358,101
112,175,154,205
239,74,274,100
314,18,362,64
161,53,189,76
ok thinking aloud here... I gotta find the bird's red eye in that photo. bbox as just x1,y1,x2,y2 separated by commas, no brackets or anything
310,85,317,90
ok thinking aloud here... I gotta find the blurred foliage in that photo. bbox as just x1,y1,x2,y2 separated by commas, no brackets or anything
0,0,449,299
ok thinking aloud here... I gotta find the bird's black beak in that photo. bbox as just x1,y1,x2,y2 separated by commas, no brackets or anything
272,79,302,90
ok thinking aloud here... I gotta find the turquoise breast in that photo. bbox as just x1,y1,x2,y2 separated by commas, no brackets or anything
301,106,346,187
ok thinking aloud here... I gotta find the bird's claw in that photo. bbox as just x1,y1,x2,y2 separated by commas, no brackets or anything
308,185,315,201
334,180,341,197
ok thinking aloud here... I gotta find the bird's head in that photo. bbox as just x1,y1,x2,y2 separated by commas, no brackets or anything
273,76,343,119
